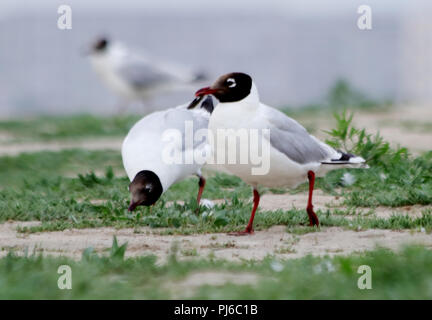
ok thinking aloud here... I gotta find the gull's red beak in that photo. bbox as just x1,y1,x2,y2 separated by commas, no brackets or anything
195,86,218,97
128,201,138,212
188,86,219,109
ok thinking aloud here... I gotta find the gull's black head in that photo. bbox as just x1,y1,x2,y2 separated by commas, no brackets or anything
92,37,109,53
189,72,252,107
128,170,163,211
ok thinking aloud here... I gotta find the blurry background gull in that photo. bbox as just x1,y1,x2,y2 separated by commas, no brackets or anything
86,36,207,112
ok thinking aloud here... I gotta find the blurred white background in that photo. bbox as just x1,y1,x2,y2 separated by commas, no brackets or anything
0,0,431,116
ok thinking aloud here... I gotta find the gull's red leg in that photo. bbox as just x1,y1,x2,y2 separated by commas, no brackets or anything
196,176,206,205
245,189,260,233
306,170,319,227
229,189,260,236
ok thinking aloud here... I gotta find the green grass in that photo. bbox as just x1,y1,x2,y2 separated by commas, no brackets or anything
0,149,123,187
5,169,432,235
0,114,140,142
0,163,254,233
1,242,432,299
0,137,430,234
321,110,432,207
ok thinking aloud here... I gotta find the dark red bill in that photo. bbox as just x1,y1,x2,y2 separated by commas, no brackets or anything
128,202,138,212
195,87,218,97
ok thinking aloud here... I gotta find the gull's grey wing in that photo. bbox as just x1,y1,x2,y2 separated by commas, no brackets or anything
163,104,210,152
263,106,332,164
116,62,173,89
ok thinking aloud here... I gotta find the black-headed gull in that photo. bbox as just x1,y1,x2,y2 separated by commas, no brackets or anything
188,72,367,235
123,96,213,211
87,37,206,109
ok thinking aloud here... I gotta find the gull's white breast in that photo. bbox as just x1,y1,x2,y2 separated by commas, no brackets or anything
208,102,319,188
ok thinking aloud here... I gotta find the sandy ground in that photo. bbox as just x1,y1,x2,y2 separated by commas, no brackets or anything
354,104,432,153
1,222,431,262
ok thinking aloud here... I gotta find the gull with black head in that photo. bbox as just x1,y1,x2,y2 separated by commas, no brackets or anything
188,72,368,235
123,96,214,211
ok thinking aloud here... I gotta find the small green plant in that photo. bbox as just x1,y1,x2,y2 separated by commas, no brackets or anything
110,236,128,260
324,109,408,166
320,110,432,208
78,172,102,187
78,167,115,187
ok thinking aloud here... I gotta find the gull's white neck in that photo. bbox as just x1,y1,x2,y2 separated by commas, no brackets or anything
217,82,260,110
209,82,260,129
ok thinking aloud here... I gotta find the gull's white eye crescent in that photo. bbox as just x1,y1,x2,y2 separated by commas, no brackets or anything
226,78,236,88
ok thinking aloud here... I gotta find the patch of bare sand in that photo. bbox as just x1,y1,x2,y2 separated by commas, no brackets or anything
259,191,342,211
1,222,431,262
372,205,432,218
238,192,430,219
168,190,341,211
0,138,122,156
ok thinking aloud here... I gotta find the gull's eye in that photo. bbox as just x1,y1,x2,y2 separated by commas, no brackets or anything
144,184,152,193
226,78,236,88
